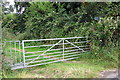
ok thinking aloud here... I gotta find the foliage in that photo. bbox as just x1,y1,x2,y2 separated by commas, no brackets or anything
14,2,30,14
2,2,119,60
77,46,119,65
2,2,119,78
14,2,119,47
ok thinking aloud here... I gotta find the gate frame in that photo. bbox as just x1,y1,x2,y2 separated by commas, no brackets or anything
4,37,90,70
22,37,88,68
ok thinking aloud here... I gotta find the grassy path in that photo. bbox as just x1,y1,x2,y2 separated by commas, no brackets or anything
2,59,118,78
3,47,118,78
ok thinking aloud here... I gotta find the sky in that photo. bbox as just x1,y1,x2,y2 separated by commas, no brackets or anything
3,0,15,13
6,0,15,5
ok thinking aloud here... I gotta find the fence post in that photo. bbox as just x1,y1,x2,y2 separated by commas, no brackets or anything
22,41,25,67
63,39,65,60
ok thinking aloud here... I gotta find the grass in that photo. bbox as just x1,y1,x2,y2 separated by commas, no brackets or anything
2,57,118,78
36,62,105,78
2,42,119,78
4,44,87,66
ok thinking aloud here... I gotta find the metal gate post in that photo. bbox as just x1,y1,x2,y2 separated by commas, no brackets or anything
22,41,25,67
63,39,65,60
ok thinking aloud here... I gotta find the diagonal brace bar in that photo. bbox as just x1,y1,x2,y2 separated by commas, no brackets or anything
65,40,84,52
26,39,63,65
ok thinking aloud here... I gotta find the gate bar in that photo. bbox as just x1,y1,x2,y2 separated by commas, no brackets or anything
26,39,63,65
65,40,85,52
25,45,89,54
23,37,85,42
24,41,88,48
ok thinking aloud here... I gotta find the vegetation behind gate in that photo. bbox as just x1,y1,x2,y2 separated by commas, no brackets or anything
1,2,119,78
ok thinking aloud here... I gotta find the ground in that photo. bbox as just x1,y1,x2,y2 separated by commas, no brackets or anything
99,69,119,78
0,55,2,79
2,59,119,78
2,47,119,78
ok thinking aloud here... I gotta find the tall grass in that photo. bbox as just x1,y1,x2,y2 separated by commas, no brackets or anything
76,46,119,68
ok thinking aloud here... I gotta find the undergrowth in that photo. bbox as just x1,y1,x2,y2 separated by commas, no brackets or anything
77,46,119,68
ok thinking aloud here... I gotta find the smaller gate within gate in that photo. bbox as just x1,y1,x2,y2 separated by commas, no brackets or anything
3,41,23,69
4,37,90,70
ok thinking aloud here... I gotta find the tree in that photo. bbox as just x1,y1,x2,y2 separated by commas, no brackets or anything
2,2,119,47
14,2,30,14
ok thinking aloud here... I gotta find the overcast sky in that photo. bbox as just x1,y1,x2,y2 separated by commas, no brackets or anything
4,0,16,13
7,0,15,5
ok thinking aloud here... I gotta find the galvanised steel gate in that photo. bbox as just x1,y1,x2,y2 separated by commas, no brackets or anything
4,37,90,70
3,41,23,69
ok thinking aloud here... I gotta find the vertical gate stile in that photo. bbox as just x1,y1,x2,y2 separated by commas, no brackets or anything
63,39,65,60
10,41,13,65
14,41,17,64
6,42,8,62
22,41,26,67
18,41,21,63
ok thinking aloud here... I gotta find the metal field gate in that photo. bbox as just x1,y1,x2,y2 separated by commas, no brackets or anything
3,37,90,70
3,41,23,69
